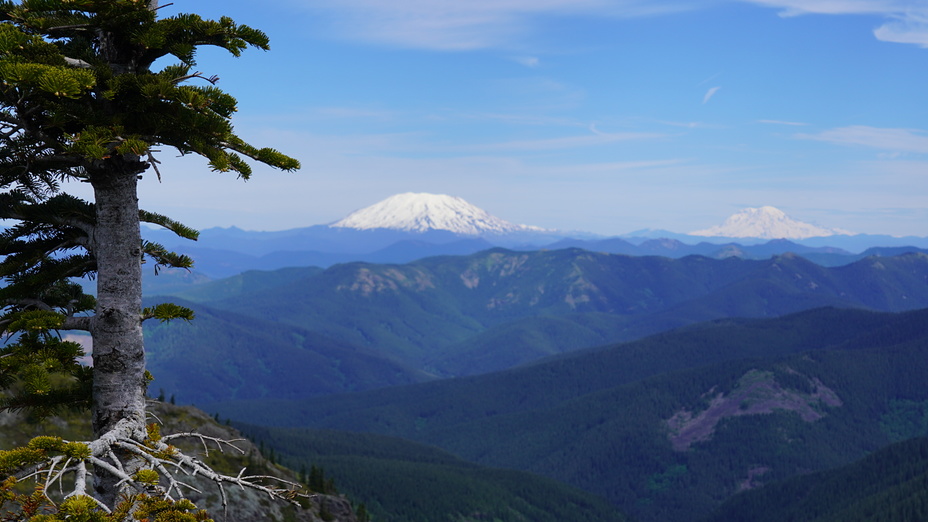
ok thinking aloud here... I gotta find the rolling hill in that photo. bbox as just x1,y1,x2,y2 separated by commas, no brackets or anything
236,424,629,522
143,297,429,405
703,435,928,522
145,249,928,404
205,307,928,521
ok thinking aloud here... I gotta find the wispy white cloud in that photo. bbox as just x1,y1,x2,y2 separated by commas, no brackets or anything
741,0,917,17
758,119,808,126
312,107,399,120
512,55,542,67
740,0,928,47
874,11,928,47
702,86,721,104
290,0,703,50
658,120,721,129
473,127,666,152
697,72,722,86
457,111,589,128
797,125,928,154
488,76,588,112
288,0,928,51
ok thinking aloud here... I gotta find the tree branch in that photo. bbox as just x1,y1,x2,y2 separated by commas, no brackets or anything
61,315,92,332
10,420,304,516
172,72,220,85
64,57,94,69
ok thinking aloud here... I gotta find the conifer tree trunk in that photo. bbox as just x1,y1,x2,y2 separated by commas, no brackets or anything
0,0,300,512
89,158,149,503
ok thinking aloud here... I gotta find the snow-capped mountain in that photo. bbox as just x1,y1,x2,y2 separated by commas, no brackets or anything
690,206,850,240
331,193,544,235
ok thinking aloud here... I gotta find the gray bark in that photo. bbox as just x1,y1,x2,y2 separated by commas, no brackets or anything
86,5,157,506
89,157,149,504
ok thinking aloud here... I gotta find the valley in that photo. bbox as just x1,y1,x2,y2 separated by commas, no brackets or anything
20,194,928,520
144,248,928,404
208,306,928,521
1,0,925,513
137,233,928,520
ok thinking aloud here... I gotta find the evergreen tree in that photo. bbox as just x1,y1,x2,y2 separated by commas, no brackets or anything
309,465,326,493
356,503,371,522
0,0,299,513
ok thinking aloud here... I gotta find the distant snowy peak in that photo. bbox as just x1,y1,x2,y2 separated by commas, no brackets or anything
690,206,850,239
331,193,544,235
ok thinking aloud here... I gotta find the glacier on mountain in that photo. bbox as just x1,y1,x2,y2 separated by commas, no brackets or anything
690,206,850,240
331,193,544,235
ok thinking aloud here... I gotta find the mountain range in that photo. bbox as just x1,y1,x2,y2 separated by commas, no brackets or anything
127,193,928,520
140,194,928,279
10,192,928,520
331,192,544,235
689,205,851,239
118,192,928,519
143,248,928,406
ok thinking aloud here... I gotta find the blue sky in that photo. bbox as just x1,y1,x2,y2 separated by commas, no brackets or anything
109,0,928,236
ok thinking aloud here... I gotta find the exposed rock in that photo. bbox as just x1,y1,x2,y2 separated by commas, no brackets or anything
665,369,842,451
0,404,358,522
150,402,359,522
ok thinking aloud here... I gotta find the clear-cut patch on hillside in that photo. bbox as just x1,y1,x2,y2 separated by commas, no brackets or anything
337,267,435,295
460,252,532,290
665,369,842,451
737,466,771,492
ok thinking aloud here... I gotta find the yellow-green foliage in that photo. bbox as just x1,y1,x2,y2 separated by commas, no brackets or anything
0,486,216,522
57,494,101,516
0,436,91,474
0,61,96,97
6,310,65,332
0,1,301,515
129,495,214,522
65,126,151,160
26,435,64,451
133,468,160,485
147,422,162,443
0,446,45,474
62,441,91,460
142,302,196,323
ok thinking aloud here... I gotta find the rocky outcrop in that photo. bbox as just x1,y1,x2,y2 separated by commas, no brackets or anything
665,369,842,451
150,402,360,522
0,404,358,522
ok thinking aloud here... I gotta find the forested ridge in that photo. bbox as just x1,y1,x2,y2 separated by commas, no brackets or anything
704,436,928,522
14,240,928,519
208,306,928,521
236,425,628,522
3,0,923,520
145,249,928,405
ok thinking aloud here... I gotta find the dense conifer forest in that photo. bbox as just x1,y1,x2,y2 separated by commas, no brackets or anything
208,305,928,521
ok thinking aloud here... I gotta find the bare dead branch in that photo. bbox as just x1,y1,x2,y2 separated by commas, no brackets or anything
64,57,93,69
173,71,220,85
162,432,247,457
146,150,163,182
14,420,305,515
